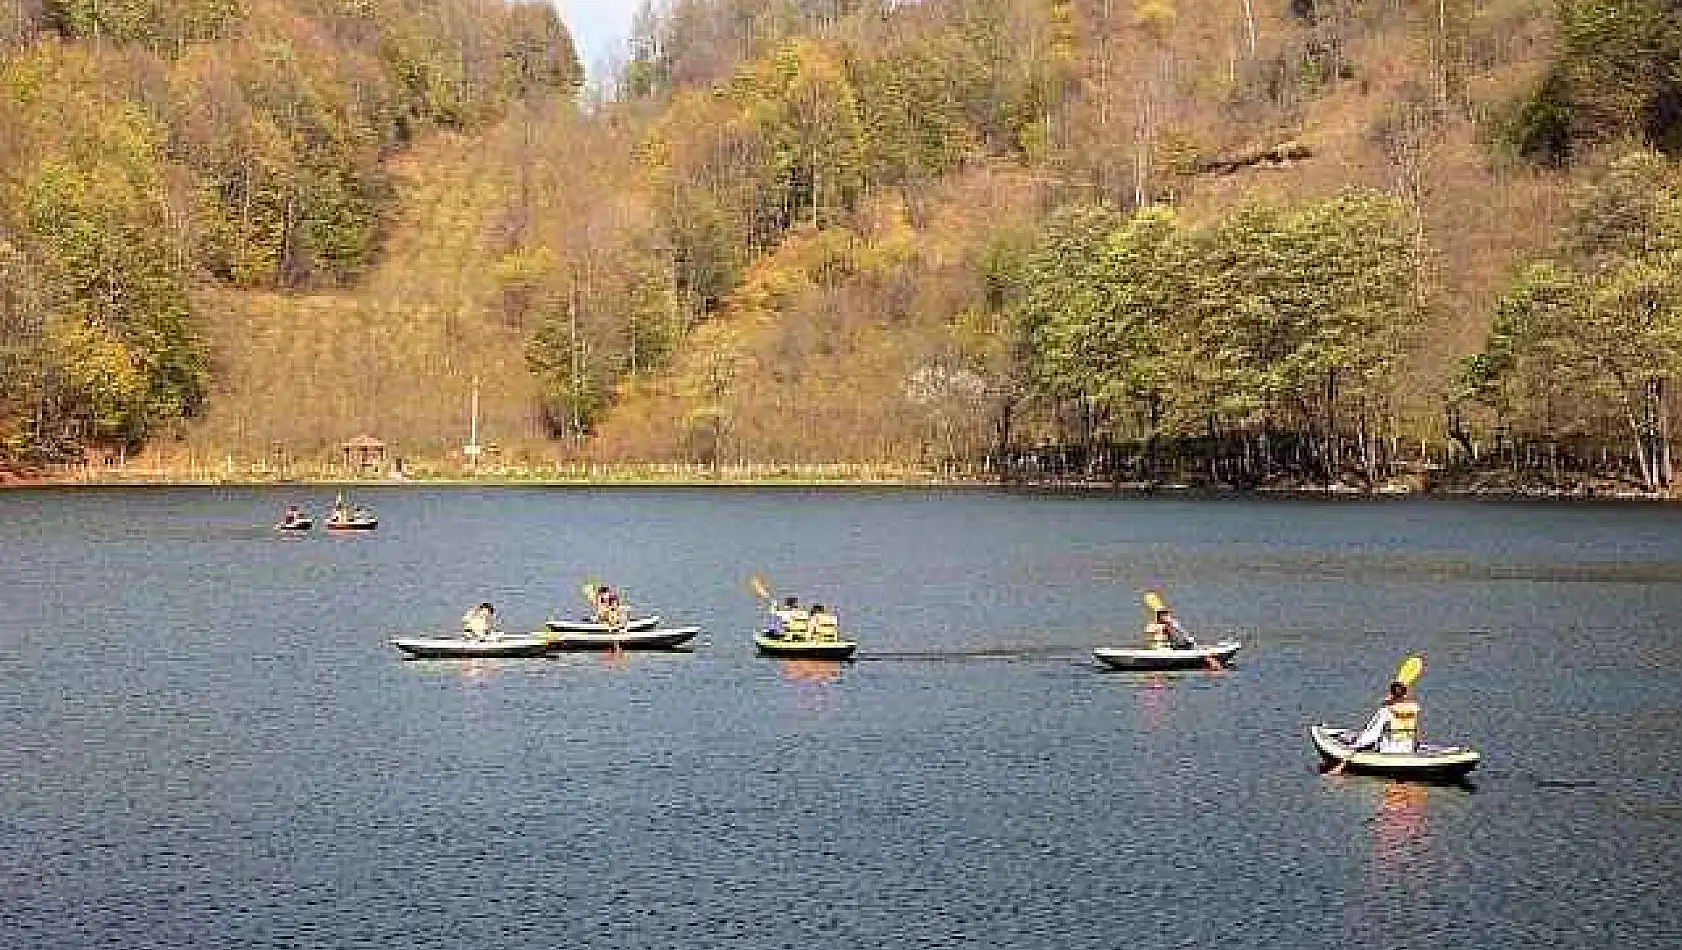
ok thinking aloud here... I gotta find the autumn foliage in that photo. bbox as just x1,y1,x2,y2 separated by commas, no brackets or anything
7,0,1682,491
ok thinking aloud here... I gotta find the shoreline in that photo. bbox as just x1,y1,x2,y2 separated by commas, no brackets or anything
2,469,1674,501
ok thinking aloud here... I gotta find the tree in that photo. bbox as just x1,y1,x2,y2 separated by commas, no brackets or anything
1467,152,1682,490
1512,0,1682,161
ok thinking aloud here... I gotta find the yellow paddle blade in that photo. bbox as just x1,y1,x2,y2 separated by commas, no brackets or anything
1396,655,1425,687
1143,590,1167,613
749,574,771,601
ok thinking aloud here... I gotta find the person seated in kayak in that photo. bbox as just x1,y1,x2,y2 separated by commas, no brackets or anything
461,602,497,640
1144,607,1196,649
770,596,810,640
591,585,627,628
1349,681,1421,754
809,604,840,642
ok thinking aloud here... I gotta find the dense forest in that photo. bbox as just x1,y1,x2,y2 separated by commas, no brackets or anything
4,0,1682,491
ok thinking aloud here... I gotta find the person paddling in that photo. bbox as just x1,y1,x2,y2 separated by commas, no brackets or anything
461,602,497,641
810,604,840,642
1349,681,1422,755
1144,606,1195,649
770,596,810,641
591,584,627,630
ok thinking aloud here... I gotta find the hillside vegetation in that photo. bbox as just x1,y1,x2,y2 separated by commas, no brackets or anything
6,0,1682,491
0,0,579,467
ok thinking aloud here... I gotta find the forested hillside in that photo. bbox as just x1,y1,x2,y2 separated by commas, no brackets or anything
6,0,1682,491
0,0,580,470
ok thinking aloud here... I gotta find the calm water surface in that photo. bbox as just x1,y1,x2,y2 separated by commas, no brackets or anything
1,487,1679,948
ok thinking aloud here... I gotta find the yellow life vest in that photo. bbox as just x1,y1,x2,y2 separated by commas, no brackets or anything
811,612,840,641
786,609,811,637
1144,622,1171,649
1386,700,1420,743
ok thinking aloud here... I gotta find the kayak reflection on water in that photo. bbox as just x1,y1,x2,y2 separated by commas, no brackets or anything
1368,781,1433,892
778,659,845,685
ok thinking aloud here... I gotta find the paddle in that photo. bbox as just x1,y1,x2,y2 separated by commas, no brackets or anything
1331,655,1425,774
749,574,781,637
1396,655,1425,688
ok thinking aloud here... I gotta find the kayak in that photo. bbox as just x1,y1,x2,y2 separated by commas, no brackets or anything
274,518,313,531
1092,641,1242,671
390,635,552,659
544,615,662,633
326,517,378,531
754,632,858,661
1310,725,1481,781
547,626,700,651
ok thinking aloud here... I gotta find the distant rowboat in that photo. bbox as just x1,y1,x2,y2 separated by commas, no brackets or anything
325,515,378,531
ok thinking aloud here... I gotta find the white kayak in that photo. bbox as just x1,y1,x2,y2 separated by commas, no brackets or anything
543,615,662,633
547,626,700,651
1310,725,1481,781
390,635,553,659
1092,640,1242,671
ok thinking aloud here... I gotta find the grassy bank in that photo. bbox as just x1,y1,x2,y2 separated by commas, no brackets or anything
6,458,1674,501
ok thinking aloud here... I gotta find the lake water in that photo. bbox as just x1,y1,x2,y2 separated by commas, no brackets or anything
1,487,1679,949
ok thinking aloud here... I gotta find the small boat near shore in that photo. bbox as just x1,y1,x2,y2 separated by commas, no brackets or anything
325,495,377,531
754,632,858,661
1310,725,1481,781
1093,641,1242,671
547,626,700,651
274,517,313,531
326,515,378,531
390,635,553,659
544,615,662,633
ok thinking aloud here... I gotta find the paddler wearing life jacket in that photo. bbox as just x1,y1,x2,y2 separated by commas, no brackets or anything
771,596,810,641
1350,681,1421,754
809,604,840,642
592,584,626,629
1144,607,1195,649
461,602,497,640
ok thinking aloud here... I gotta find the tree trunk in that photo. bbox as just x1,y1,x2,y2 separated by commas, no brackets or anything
1620,392,1657,492
1323,371,1338,485
994,393,1016,465
1657,378,1674,489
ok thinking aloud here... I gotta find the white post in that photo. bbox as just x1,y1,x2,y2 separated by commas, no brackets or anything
468,376,481,471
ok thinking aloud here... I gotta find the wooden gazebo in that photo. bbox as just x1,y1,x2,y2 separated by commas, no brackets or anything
341,434,387,474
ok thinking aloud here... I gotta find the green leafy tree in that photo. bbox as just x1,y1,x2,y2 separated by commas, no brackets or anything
1512,0,1682,162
